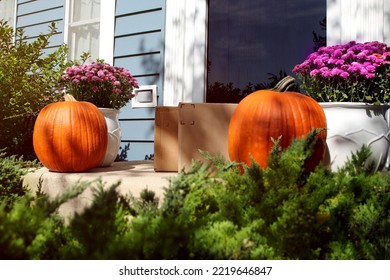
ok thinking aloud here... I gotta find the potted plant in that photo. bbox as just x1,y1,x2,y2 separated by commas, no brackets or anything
293,41,390,171
60,61,139,166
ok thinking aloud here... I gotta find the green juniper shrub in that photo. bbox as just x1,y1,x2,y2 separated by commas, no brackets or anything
114,130,326,259
64,180,130,259
0,152,28,200
0,180,88,259
321,147,390,259
123,130,390,260
0,150,39,209
1,131,390,259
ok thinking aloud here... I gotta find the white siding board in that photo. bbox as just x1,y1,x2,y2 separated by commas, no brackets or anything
327,0,390,45
384,0,390,43
163,0,207,105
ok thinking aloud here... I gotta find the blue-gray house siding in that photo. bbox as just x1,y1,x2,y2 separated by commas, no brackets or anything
114,0,166,160
14,0,166,161
16,0,65,52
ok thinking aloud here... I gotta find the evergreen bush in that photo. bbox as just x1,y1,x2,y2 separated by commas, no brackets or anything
0,131,389,259
0,20,70,159
0,180,89,259
0,150,38,209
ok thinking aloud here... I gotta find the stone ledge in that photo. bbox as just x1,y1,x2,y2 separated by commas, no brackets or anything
23,161,177,220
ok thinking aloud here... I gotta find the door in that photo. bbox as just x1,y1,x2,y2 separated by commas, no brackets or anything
207,0,326,103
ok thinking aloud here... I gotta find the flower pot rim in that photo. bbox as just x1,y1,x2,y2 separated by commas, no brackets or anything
319,102,390,109
98,107,120,113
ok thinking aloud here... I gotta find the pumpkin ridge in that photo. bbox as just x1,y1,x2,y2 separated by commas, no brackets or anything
84,104,99,164
289,93,305,139
67,102,75,171
64,102,75,170
51,103,64,171
279,93,291,148
38,104,57,171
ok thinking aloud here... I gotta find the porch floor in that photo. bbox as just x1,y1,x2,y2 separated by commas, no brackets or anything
22,161,178,220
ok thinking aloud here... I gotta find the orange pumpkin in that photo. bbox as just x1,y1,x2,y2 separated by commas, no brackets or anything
33,94,108,172
228,76,327,171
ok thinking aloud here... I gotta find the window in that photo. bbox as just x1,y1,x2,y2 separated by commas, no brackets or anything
0,0,15,25
67,0,101,60
207,0,326,103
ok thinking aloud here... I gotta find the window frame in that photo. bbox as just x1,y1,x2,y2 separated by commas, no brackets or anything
0,0,17,28
64,0,115,63
163,0,208,105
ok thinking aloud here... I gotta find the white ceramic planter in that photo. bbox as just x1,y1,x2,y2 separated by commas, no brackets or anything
320,102,390,171
98,108,121,167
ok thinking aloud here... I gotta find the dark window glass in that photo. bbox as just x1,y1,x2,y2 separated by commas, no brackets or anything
207,0,326,103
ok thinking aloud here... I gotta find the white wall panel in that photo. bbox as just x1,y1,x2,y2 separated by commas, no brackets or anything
327,0,389,45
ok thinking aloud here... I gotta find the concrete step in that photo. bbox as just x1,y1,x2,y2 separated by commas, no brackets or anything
23,161,178,220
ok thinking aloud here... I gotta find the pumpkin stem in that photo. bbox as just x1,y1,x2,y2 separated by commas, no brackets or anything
64,94,77,102
271,75,296,92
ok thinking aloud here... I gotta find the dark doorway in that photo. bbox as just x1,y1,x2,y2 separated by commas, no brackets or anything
207,0,326,103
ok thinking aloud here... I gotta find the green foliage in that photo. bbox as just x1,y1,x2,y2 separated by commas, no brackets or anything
0,20,71,159
0,180,88,259
0,132,389,259
0,151,38,208
321,147,390,259
65,180,130,259
0,152,27,200
113,132,390,260
146,131,326,259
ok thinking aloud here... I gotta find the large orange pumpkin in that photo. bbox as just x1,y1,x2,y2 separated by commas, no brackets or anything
228,76,327,171
33,94,108,172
